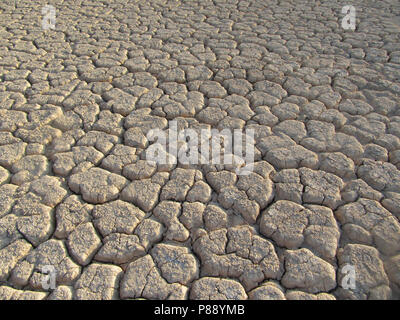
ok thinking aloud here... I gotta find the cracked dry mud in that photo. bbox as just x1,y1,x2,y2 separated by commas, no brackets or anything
0,0,400,301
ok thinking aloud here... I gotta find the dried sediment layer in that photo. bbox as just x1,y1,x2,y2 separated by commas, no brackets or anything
0,0,400,300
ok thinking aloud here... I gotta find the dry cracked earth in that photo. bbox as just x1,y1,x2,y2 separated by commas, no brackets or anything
0,0,400,301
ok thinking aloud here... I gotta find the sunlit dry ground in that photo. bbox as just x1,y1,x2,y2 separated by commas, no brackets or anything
0,0,400,300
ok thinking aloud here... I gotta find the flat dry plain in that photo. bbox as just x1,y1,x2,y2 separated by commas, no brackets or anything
0,0,400,300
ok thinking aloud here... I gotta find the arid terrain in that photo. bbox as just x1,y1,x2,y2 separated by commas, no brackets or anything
0,0,400,300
